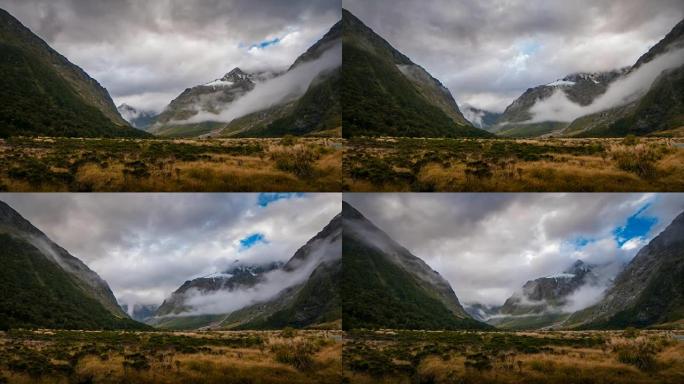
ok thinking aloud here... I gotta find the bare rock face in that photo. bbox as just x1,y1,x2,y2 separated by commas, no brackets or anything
500,260,598,316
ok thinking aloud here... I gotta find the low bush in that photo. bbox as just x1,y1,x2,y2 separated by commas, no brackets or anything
271,341,317,370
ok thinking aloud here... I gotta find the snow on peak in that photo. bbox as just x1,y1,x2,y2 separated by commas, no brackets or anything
547,79,576,87
204,79,235,87
545,273,575,279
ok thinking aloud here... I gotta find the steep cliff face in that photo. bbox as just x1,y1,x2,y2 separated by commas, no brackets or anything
566,212,684,328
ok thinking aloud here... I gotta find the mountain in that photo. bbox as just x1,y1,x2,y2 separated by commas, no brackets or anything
488,260,600,329
462,105,502,131
342,201,489,330
0,201,146,330
151,213,342,330
147,68,271,137
121,303,159,323
564,20,684,137
225,20,342,138
566,19,684,137
493,70,627,137
566,212,684,329
341,9,492,138
0,8,148,138
117,104,157,130
496,18,684,137
154,260,285,317
151,20,342,138
464,303,501,322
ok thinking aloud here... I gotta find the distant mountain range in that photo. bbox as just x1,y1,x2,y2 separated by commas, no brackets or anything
116,103,157,130
0,201,146,330
493,18,684,137
462,105,502,131
341,9,491,138
342,201,489,330
150,212,342,330
0,8,148,138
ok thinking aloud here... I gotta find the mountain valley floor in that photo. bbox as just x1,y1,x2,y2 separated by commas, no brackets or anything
0,137,342,192
343,329,684,384
343,137,684,192
0,329,342,384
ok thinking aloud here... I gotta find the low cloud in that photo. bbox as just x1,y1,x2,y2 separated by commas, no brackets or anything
527,47,684,123
174,43,341,125
178,236,340,316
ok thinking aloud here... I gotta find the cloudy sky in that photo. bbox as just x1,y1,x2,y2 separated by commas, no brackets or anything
344,193,684,307
2,193,340,309
344,0,684,112
0,0,340,112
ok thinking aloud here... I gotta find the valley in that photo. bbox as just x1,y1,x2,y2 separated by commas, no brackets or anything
0,137,342,192
0,329,342,384
343,137,684,191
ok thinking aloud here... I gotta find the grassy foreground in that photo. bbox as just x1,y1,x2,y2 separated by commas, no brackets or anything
343,329,684,384
0,329,342,384
0,137,342,192
343,137,684,191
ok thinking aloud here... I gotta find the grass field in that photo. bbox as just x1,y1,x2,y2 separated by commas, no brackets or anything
343,137,684,191
343,329,684,384
0,137,342,192
0,329,342,384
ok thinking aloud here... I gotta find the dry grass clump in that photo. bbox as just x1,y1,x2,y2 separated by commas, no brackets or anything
609,141,672,178
609,333,675,371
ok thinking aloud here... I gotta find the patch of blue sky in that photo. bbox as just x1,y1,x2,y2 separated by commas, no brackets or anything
248,37,281,50
257,193,304,207
239,233,267,250
613,204,658,246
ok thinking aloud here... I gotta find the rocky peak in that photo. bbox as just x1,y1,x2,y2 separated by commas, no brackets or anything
222,67,250,82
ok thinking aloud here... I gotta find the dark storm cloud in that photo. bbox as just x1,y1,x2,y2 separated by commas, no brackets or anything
0,0,340,111
344,193,684,306
1,193,340,309
343,0,684,111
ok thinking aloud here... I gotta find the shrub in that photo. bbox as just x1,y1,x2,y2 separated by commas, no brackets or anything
271,148,318,178
280,327,297,338
611,143,667,178
281,135,298,146
271,341,317,370
464,352,492,371
612,337,662,371
623,135,639,146
123,352,150,371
